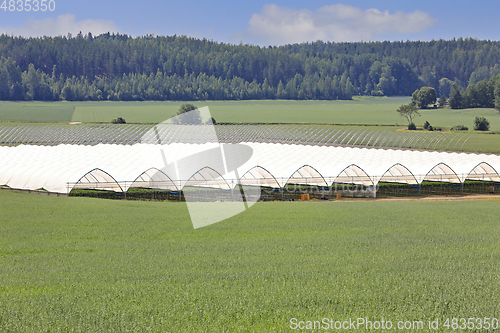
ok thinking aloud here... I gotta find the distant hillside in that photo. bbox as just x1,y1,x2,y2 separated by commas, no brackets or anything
1,34,500,101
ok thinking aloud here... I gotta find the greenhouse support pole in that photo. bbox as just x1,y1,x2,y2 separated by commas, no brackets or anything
440,175,442,195
352,176,354,198
371,176,376,198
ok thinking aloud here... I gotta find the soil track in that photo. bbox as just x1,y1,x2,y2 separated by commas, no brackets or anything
338,194,500,202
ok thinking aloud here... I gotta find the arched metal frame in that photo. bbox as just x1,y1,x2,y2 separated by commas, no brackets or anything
378,163,419,185
423,162,461,184
71,168,124,192
333,164,374,187
239,165,281,189
285,164,329,188
1,123,488,154
466,162,500,182
128,167,178,191
182,166,232,191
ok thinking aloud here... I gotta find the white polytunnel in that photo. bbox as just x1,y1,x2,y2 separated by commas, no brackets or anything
467,162,500,182
183,167,231,190
334,164,373,186
239,166,281,189
286,165,328,187
73,168,123,192
129,168,178,191
423,163,461,184
1,142,500,194
378,163,418,185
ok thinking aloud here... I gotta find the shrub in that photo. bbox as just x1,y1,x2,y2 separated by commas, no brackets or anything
423,121,434,131
111,117,126,124
205,117,217,125
450,125,468,131
473,117,490,131
408,122,416,130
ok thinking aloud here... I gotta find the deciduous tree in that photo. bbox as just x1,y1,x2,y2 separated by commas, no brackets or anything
397,103,420,130
411,87,436,109
438,95,447,107
173,103,202,124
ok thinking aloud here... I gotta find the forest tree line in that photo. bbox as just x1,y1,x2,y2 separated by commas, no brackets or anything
448,74,500,110
1,33,500,101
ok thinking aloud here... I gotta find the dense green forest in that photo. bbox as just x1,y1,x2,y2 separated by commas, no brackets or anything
447,74,500,110
1,33,500,101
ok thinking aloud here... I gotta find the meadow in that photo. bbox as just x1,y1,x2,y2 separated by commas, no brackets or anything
1,190,500,332
1,97,499,131
0,103,75,123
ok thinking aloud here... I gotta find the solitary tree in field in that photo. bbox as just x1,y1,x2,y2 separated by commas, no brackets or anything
177,103,197,115
411,87,437,108
397,103,420,130
173,103,202,124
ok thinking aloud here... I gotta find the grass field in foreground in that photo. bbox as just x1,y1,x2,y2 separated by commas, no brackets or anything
1,191,499,332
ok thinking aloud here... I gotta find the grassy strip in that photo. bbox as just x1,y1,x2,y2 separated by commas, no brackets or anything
0,102,75,123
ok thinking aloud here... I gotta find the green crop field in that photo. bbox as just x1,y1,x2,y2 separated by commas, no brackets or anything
0,102,75,123
1,98,499,132
1,190,499,332
68,98,415,125
66,98,500,131
71,102,179,124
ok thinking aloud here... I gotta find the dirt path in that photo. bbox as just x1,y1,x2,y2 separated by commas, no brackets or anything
337,194,500,202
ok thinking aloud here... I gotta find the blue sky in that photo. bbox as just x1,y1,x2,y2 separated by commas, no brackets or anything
1,0,499,45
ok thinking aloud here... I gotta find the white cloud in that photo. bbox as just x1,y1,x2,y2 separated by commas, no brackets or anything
0,14,118,37
242,4,436,45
